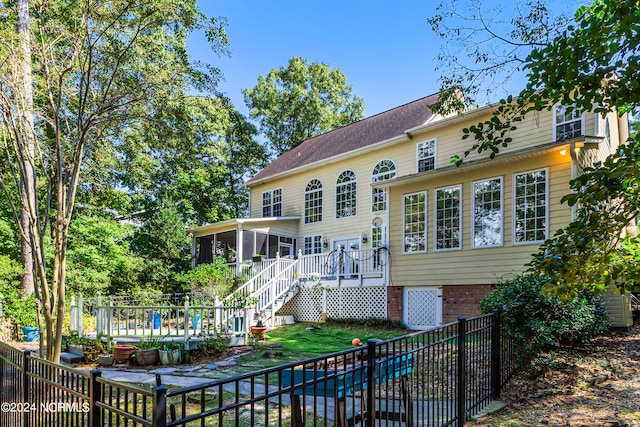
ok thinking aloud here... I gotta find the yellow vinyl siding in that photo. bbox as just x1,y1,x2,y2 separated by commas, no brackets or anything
246,101,609,283
389,151,573,287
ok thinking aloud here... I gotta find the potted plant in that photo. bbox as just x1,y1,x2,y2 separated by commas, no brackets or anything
134,336,160,365
250,310,268,340
16,297,39,342
66,334,105,363
159,341,183,365
252,253,262,263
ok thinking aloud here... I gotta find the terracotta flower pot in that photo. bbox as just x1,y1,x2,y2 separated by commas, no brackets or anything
250,325,267,340
113,344,135,364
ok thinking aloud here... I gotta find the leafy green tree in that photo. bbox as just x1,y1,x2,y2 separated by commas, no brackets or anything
118,96,264,225
430,0,640,297
65,211,143,297
243,56,364,156
130,201,192,294
0,0,229,361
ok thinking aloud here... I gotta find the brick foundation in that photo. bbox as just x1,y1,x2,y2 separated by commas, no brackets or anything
386,286,403,322
442,284,493,324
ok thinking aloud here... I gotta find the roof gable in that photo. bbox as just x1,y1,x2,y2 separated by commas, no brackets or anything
246,93,440,185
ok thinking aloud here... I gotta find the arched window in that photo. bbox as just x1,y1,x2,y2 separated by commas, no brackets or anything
336,170,357,218
304,179,323,224
371,160,397,212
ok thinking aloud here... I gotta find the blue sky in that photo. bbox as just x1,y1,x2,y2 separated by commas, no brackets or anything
188,1,580,118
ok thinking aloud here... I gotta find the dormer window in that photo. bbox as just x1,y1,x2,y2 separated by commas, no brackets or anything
417,139,437,172
554,105,584,141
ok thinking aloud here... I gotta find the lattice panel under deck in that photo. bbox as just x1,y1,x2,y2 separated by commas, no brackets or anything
278,286,387,322
326,287,387,319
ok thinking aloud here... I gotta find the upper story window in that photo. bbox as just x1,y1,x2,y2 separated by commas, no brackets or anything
435,185,462,251
336,170,357,218
262,188,282,217
417,139,437,172
304,179,323,224
371,159,397,212
403,191,427,253
473,177,503,248
513,169,548,244
554,105,584,141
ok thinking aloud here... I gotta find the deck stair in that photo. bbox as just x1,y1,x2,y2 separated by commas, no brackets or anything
222,254,302,327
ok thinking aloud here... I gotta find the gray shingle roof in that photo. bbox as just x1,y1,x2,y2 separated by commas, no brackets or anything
246,93,439,185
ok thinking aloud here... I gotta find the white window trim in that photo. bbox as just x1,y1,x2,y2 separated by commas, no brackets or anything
402,191,428,254
472,176,504,249
335,170,358,219
434,184,463,252
304,179,324,225
262,187,283,217
512,168,549,245
552,104,585,142
371,159,397,213
416,138,437,173
303,234,323,255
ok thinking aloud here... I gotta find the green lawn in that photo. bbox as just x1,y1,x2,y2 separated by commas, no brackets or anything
202,320,409,379
264,320,408,355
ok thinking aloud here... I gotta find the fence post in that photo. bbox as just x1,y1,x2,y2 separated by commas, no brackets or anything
78,292,84,337
365,339,377,427
152,385,167,427
457,317,467,427
491,309,502,399
89,370,102,427
22,350,30,427
96,292,103,337
184,296,190,344
70,295,77,333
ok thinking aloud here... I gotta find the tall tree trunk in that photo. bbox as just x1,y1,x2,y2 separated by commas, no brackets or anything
16,0,36,297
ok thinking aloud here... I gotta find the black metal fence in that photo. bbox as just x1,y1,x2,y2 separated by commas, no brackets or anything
0,311,519,427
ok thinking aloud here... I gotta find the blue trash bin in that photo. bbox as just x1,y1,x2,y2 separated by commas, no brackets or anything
153,313,161,329
192,313,202,330
22,327,40,342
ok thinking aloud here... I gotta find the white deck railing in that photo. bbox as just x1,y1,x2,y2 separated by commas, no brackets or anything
69,248,389,344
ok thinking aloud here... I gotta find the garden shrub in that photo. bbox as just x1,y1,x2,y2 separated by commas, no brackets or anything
0,256,39,336
177,257,236,302
480,273,610,362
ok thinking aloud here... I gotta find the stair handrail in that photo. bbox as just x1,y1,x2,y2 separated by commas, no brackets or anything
222,256,295,306
247,259,301,326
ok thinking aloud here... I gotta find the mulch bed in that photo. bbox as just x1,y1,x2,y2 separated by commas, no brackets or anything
469,323,640,427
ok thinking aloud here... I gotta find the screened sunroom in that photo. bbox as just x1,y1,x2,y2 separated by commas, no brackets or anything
190,217,300,268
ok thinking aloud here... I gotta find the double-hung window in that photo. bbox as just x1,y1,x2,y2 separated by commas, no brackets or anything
403,192,427,253
554,105,584,141
304,179,323,224
435,185,462,251
336,170,357,218
513,169,548,244
262,189,282,217
417,139,437,172
472,177,503,247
